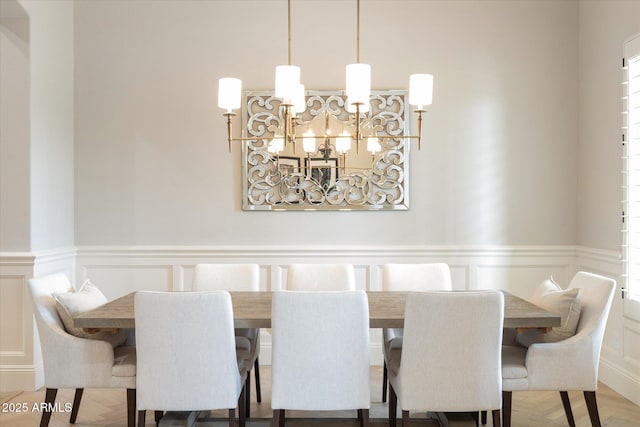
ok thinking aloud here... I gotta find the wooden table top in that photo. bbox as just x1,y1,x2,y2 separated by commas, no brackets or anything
74,290,560,330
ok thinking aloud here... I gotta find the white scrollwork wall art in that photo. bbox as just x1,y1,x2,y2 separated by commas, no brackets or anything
242,90,410,210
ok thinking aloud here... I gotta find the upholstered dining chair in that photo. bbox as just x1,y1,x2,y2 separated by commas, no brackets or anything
271,291,371,427
387,291,504,427
380,263,452,402
192,263,261,417
28,273,137,427
135,291,249,427
501,272,616,427
286,263,356,290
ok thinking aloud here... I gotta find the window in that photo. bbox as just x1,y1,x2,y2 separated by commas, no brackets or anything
623,33,640,317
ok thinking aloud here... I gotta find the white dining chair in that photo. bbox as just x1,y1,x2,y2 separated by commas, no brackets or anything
388,291,504,427
271,290,371,427
286,263,356,290
192,263,261,417
28,273,137,427
380,263,452,402
135,291,249,427
501,272,616,427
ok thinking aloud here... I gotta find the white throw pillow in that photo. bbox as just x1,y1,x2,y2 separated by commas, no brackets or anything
516,277,582,348
53,280,126,347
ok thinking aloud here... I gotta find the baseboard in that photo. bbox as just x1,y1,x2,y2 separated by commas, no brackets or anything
0,363,43,392
599,356,640,406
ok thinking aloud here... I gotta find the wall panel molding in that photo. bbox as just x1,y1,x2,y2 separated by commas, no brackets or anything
0,248,75,391
3,244,636,401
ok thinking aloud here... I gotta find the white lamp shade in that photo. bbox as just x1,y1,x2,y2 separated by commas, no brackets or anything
218,77,242,111
346,63,371,105
346,97,370,113
367,137,381,154
275,65,301,102
336,131,351,153
292,83,306,114
269,136,284,154
409,74,433,108
302,130,316,153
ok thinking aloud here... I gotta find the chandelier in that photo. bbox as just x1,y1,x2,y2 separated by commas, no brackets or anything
217,0,433,154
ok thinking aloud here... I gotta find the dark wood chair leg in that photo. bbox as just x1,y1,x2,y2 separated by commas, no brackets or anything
434,412,449,427
491,409,501,427
245,374,251,418
560,391,575,427
481,410,487,425
69,388,83,423
584,391,602,427
127,389,136,427
40,388,57,427
274,409,285,427
154,410,163,426
228,408,235,427
389,384,397,427
502,391,512,427
470,411,479,426
137,410,146,427
382,361,388,403
239,385,246,427
358,409,369,427
254,358,262,403
402,410,410,427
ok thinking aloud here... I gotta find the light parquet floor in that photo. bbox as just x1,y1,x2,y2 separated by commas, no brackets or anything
1,366,638,427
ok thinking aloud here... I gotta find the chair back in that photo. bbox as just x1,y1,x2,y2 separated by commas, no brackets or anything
193,263,259,291
382,263,452,291
286,264,355,291
135,291,242,411
28,274,75,383
398,291,504,411
271,290,370,410
567,272,616,379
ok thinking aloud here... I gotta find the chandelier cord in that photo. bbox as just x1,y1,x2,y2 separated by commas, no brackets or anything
356,0,360,63
287,0,292,65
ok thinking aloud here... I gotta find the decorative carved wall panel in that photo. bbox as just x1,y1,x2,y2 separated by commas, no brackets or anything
242,90,410,211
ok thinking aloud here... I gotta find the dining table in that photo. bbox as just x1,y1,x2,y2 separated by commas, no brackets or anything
73,290,560,427
74,290,561,331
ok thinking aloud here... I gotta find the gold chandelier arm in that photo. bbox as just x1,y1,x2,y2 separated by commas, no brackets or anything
417,109,423,150
223,112,236,152
355,103,361,154
415,109,426,150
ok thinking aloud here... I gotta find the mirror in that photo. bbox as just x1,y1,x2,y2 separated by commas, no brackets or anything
242,90,410,210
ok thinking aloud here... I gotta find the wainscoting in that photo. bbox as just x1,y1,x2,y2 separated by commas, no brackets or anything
1,245,638,406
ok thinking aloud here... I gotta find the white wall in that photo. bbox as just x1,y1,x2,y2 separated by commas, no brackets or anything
74,0,579,247
0,5,30,251
22,0,74,252
577,0,640,407
578,0,640,251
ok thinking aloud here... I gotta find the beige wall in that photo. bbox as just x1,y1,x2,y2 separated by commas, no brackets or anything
73,0,579,246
